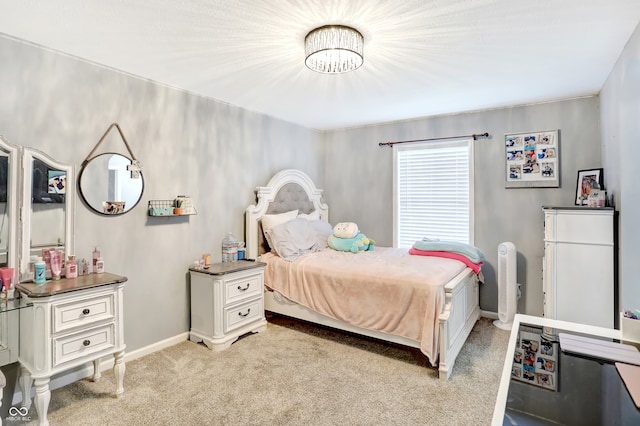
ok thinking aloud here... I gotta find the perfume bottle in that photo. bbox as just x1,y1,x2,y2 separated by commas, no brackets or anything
93,246,101,273
66,255,78,278
96,258,105,274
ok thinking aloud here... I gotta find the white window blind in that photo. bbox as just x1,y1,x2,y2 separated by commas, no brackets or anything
394,139,472,248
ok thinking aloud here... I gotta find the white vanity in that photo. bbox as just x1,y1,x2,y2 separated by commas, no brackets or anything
0,133,137,425
17,274,127,426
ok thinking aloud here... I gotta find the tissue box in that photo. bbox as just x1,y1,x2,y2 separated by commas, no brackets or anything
621,314,640,343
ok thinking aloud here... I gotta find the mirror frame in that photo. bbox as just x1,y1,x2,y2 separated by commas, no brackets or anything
77,152,144,216
20,148,75,281
0,135,19,282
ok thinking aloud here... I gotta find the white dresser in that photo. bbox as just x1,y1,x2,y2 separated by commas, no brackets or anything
542,207,616,328
17,273,127,426
189,261,266,351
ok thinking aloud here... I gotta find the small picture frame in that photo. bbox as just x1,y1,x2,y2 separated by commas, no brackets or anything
575,168,603,205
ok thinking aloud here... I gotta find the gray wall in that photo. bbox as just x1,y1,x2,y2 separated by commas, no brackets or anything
322,97,602,315
600,21,640,312
0,29,618,353
0,35,323,351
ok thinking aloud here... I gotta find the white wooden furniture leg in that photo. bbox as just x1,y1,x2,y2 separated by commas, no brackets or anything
114,350,125,398
91,359,102,382
18,365,32,410
33,377,50,426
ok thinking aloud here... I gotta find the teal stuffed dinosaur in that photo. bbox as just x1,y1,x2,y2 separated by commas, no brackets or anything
328,233,375,253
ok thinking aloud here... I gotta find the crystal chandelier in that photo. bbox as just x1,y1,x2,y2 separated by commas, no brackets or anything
304,25,364,74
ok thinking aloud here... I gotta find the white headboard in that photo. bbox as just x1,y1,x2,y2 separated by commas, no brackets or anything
245,169,328,260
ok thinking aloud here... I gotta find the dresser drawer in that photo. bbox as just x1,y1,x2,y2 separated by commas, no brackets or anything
53,323,115,367
224,274,262,305
52,293,115,334
224,297,263,333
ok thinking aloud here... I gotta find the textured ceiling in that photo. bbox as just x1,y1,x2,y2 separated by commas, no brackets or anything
1,0,640,131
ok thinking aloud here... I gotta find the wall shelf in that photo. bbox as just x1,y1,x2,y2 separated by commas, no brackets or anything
148,199,196,217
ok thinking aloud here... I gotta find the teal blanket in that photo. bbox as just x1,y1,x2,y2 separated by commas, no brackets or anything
412,238,485,263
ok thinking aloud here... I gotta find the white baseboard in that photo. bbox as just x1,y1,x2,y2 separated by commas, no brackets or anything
481,310,499,320
11,332,189,405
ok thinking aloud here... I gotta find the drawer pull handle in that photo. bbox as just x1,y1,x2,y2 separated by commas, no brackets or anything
237,283,250,291
238,308,251,317
83,340,91,347
82,308,90,315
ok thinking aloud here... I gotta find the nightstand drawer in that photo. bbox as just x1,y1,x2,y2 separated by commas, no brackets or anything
53,323,115,367
52,293,115,334
224,297,264,333
224,274,262,305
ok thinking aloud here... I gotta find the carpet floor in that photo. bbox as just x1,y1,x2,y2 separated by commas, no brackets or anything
20,315,509,426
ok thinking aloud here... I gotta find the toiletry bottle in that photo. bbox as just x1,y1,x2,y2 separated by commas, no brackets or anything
82,258,89,276
66,255,78,278
34,257,46,284
29,255,39,280
93,246,100,273
96,257,105,274
50,250,62,280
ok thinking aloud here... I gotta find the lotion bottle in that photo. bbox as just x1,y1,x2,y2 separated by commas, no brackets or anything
50,250,62,280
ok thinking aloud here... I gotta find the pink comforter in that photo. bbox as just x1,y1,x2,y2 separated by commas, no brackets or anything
261,247,467,365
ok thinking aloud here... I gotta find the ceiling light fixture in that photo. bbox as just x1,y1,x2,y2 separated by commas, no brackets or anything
304,25,364,74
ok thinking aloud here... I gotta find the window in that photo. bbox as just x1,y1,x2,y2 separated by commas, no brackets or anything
394,139,473,248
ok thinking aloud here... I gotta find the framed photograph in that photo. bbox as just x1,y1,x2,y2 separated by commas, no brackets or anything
48,170,66,194
575,168,603,205
505,130,559,188
33,158,64,203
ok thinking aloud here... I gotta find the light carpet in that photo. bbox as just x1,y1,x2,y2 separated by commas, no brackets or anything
22,315,509,425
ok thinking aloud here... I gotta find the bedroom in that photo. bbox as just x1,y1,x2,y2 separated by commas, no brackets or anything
0,0,639,424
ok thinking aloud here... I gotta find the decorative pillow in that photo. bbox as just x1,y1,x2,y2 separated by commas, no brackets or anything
328,233,375,253
298,210,320,221
333,222,359,239
309,219,333,249
266,218,332,261
261,210,298,250
262,209,299,232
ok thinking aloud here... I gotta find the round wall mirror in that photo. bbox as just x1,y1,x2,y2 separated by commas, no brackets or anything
78,153,144,215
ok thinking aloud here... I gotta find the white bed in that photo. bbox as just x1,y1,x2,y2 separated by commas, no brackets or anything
245,169,481,380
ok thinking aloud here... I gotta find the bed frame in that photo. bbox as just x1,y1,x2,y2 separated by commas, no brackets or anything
245,169,481,380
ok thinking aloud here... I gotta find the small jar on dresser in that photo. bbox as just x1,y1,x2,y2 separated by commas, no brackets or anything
189,260,266,351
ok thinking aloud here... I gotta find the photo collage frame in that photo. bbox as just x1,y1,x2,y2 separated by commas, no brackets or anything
505,130,559,188
511,328,558,391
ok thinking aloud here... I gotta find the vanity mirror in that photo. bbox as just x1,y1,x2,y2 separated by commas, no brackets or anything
78,152,144,215
0,136,19,270
20,148,75,282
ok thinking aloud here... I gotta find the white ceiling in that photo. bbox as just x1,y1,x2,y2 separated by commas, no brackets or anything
2,0,640,131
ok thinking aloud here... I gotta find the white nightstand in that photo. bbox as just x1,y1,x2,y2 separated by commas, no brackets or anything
189,261,266,351
17,273,127,426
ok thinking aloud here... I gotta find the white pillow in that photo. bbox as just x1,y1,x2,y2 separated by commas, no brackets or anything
266,218,333,261
261,210,299,232
261,210,298,250
298,210,320,221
